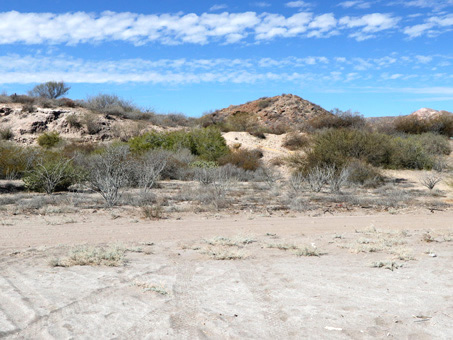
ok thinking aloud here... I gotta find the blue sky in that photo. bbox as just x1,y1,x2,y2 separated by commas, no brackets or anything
0,0,452,117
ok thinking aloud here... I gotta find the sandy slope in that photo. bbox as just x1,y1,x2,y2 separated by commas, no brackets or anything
0,211,452,339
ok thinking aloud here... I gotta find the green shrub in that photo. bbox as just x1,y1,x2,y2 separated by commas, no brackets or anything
128,127,229,162
218,149,261,171
394,112,453,137
23,154,80,193
415,133,451,155
346,160,384,187
37,131,62,148
0,142,37,179
388,137,434,170
290,128,441,172
304,129,392,169
308,109,366,130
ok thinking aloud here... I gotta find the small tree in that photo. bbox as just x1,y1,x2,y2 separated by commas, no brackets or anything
29,81,70,99
84,145,132,206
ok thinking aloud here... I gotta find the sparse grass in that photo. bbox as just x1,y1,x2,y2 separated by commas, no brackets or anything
50,245,126,267
204,235,256,247
294,246,323,257
203,247,247,260
134,281,169,295
390,247,415,261
141,204,164,220
371,261,401,271
266,243,299,251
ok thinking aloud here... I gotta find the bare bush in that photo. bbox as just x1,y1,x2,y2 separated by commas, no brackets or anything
306,166,328,192
325,165,349,192
288,172,305,193
28,81,70,99
132,150,168,193
83,145,132,206
420,173,442,190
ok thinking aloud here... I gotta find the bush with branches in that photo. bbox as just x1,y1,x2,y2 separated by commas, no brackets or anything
81,145,132,206
23,154,79,194
28,81,70,99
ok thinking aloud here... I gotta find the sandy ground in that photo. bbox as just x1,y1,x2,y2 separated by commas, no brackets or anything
0,211,452,339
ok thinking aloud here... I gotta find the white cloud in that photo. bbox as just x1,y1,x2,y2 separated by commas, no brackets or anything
0,10,419,45
339,13,400,40
338,1,373,9
415,55,433,63
390,0,453,10
210,4,228,11
285,1,313,8
404,13,453,37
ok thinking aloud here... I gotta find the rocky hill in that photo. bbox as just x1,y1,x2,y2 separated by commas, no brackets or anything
0,103,159,144
206,94,331,126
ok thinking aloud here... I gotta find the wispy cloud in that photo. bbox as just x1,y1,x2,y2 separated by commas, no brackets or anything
285,1,313,8
389,0,453,10
210,4,228,11
252,2,271,7
0,53,449,85
338,1,373,9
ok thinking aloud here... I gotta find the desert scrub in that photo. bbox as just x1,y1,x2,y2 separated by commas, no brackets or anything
308,109,366,130
289,128,445,172
50,245,126,267
282,132,310,150
218,149,262,171
394,112,453,137
37,131,62,148
0,142,38,179
23,154,80,194
128,127,229,162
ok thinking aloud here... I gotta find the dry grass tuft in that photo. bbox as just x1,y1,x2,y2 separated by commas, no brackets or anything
134,281,169,295
371,261,401,271
50,245,126,267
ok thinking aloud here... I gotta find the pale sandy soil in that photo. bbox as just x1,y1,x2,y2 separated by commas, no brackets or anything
222,131,291,164
0,211,452,339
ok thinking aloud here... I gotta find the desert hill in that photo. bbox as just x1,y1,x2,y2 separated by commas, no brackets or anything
0,102,161,144
205,94,331,127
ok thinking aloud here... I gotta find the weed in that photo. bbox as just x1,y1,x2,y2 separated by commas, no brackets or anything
50,245,126,267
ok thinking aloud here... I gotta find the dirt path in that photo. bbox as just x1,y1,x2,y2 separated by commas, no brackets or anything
0,211,452,339
1,210,452,251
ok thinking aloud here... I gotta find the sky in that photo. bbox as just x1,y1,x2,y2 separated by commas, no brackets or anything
0,0,452,117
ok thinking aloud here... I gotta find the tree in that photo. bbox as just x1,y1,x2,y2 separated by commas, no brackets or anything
28,81,70,99
83,145,132,206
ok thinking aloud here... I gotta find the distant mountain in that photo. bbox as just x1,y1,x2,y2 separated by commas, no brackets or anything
409,108,451,119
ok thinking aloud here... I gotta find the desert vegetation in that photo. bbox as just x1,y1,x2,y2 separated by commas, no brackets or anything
0,88,451,217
